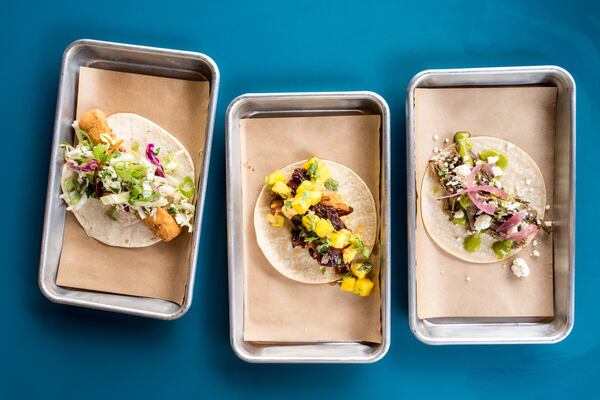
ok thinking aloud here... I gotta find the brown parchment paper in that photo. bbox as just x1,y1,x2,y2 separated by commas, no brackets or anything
241,115,382,343
415,86,557,318
56,67,209,305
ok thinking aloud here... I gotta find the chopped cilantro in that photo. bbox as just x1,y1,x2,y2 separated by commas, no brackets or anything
316,242,330,253
324,178,338,191
304,235,319,243
307,161,319,180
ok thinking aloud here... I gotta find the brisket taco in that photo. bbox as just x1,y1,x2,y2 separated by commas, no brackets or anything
60,109,196,247
255,157,378,296
421,131,551,263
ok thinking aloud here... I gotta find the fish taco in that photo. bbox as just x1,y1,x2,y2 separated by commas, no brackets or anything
60,109,196,247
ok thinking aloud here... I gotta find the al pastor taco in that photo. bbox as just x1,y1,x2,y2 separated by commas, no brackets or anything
255,157,378,296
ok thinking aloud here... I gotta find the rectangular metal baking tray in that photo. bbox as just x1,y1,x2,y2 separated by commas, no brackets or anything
38,39,219,319
406,66,575,344
226,92,391,362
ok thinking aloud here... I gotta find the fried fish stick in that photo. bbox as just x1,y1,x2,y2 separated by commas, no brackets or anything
78,109,114,144
79,109,181,241
143,207,182,242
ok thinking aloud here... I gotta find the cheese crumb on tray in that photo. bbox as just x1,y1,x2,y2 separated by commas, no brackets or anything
511,258,530,278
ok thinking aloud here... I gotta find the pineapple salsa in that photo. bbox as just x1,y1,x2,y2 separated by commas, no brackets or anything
264,157,374,296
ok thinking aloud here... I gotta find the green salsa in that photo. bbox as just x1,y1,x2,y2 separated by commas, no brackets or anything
454,131,474,167
454,131,471,141
492,240,514,259
457,194,472,209
464,232,481,253
479,149,509,169
452,214,467,226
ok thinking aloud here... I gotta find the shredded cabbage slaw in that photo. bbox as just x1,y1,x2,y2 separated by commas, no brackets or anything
60,124,195,231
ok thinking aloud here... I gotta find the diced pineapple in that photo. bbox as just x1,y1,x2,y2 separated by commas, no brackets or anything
349,233,363,249
281,201,297,219
292,193,312,214
306,190,322,206
353,278,374,296
303,156,319,170
315,164,332,184
271,181,292,199
296,180,316,195
266,213,284,227
264,170,286,186
349,233,370,257
302,213,320,231
343,247,357,263
351,262,373,279
314,218,334,238
340,275,356,292
329,229,352,249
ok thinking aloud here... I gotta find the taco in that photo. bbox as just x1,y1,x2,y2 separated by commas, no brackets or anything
255,157,378,296
60,109,196,247
421,131,551,263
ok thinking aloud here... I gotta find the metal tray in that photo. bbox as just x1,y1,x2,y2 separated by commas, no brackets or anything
226,92,391,362
406,66,575,344
38,39,219,319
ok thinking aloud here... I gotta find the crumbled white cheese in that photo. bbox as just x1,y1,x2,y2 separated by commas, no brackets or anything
511,258,530,278
487,155,499,165
546,221,553,227
454,210,465,219
545,204,551,210
433,134,439,140
474,214,492,231
506,202,519,211
491,166,503,177
433,147,439,153
445,138,450,143
532,250,540,257
532,239,538,247
453,164,471,176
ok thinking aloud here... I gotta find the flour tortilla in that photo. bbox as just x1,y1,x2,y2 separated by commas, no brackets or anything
421,137,546,263
255,160,377,284
61,113,194,248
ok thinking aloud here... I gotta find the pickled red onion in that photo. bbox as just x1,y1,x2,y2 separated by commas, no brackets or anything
504,224,538,241
496,211,525,233
468,191,496,215
438,185,507,199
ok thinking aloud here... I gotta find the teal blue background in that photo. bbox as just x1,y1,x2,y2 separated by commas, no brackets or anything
2,0,598,398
